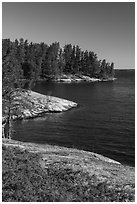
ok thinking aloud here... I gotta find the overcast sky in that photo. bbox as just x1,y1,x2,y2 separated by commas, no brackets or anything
2,2,135,69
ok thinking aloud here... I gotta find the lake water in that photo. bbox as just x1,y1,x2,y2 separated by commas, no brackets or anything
13,70,135,166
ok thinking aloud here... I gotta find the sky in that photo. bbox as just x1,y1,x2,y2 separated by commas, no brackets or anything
2,2,135,69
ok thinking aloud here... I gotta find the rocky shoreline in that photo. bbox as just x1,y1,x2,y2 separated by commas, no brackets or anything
2,91,77,122
22,91,77,119
56,74,102,83
39,74,117,83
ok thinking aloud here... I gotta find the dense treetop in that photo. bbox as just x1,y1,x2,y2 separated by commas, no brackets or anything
2,38,114,85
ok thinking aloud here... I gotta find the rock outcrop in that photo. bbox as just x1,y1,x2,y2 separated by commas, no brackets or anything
55,74,116,83
13,91,77,120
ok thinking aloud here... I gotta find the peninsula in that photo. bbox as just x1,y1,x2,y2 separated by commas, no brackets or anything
12,90,77,120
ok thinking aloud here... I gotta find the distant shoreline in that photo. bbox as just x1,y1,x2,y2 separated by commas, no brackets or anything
36,74,117,83
114,68,135,70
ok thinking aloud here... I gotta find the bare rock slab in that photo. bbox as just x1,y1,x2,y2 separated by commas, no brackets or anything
21,91,77,119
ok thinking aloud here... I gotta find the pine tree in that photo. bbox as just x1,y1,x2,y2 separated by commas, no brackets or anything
74,45,81,74
83,50,89,75
58,48,65,77
2,44,23,139
70,45,76,74
63,44,73,74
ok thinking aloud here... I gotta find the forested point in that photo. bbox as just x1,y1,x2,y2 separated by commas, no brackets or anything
2,38,115,87
2,38,115,136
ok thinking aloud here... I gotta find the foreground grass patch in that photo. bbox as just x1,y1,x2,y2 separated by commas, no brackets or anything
2,145,135,202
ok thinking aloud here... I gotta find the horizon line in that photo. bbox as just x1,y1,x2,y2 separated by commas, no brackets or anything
114,68,135,70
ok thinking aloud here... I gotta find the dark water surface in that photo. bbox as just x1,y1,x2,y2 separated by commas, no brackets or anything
13,70,135,166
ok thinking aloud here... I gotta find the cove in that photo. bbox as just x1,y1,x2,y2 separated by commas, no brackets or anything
13,70,135,166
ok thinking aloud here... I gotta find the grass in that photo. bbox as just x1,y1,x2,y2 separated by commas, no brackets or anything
2,144,135,202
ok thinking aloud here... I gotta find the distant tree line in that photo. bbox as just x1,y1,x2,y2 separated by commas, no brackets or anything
2,38,115,85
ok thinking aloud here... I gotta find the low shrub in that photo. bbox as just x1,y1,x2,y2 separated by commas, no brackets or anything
2,145,135,202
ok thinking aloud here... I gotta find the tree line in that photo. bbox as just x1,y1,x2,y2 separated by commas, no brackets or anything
2,38,115,85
